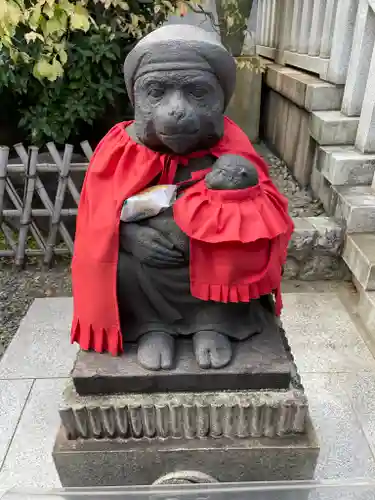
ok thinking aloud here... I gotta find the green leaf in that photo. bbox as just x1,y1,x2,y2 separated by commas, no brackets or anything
70,4,90,31
102,59,112,75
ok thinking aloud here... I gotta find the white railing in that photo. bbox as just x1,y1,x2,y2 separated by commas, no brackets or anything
257,0,375,155
256,0,358,85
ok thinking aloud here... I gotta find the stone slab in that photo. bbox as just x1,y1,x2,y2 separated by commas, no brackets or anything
310,111,359,146
0,380,33,469
333,186,375,233
0,298,78,379
319,146,375,186
0,379,65,491
59,382,308,440
72,326,293,395
282,293,375,373
53,417,319,486
302,373,375,479
265,63,343,111
343,233,375,291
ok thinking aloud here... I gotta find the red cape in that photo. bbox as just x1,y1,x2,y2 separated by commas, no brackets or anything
71,117,294,355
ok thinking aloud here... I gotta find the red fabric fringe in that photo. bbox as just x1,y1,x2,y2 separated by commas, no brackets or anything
71,317,123,356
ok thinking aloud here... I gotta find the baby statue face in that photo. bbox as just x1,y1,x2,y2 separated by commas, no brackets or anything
205,154,259,190
133,69,225,155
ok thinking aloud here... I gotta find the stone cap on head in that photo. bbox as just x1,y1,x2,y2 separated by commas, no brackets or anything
123,24,236,108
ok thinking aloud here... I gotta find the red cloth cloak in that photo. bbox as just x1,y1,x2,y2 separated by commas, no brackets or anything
71,117,294,355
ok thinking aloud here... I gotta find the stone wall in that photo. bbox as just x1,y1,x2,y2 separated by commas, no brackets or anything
262,64,344,188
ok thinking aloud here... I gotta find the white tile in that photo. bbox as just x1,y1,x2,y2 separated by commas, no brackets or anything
302,373,375,479
282,293,375,372
0,298,78,379
0,380,33,470
0,379,66,490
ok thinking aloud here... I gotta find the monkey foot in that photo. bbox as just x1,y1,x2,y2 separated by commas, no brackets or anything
193,331,232,369
137,332,175,371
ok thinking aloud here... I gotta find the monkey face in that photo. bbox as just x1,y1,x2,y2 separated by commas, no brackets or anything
133,69,225,155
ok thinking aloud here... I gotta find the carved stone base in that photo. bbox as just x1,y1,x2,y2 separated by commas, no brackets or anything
53,419,319,486
60,381,308,440
53,324,320,486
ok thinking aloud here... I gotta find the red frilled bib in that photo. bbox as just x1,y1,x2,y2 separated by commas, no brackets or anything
173,181,293,312
71,117,294,355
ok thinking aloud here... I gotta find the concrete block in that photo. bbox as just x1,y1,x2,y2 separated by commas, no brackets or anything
304,83,344,112
282,293,375,373
343,233,375,291
310,111,359,145
60,382,308,440
279,72,317,109
0,379,65,490
53,418,319,486
319,146,375,186
0,380,33,469
333,185,375,233
303,373,375,479
294,111,316,187
264,64,344,112
0,297,77,379
308,216,344,255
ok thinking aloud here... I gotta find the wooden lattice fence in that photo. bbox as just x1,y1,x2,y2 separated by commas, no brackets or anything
0,141,93,267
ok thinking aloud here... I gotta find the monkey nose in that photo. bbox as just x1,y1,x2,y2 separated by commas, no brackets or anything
168,108,185,120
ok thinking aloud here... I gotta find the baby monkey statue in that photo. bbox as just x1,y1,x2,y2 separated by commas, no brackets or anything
71,24,294,371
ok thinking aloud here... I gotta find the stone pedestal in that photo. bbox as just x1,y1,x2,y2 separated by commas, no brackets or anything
53,326,320,486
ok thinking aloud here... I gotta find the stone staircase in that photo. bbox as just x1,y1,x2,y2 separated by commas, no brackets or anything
311,113,375,334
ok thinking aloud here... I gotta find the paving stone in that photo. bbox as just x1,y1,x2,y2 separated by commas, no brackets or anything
310,111,359,145
0,298,78,379
0,379,65,490
0,380,33,469
343,234,375,291
319,146,375,186
282,293,375,373
302,373,375,479
339,373,375,457
333,186,375,233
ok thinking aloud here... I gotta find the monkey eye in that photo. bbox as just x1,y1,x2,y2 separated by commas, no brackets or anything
148,86,164,98
190,86,209,99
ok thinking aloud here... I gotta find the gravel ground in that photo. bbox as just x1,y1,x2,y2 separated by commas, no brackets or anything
255,142,325,217
0,261,72,355
0,143,325,356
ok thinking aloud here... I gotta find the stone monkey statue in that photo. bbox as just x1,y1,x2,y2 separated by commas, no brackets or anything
71,25,293,371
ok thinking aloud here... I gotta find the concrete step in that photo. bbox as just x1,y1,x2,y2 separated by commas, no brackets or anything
333,186,375,233
310,111,359,146
317,146,375,186
343,234,375,290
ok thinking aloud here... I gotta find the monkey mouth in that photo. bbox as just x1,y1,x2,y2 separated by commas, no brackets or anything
158,130,199,138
